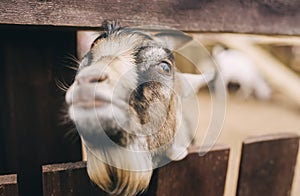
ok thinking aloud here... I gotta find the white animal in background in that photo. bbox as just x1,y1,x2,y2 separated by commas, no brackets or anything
213,45,272,100
65,21,213,196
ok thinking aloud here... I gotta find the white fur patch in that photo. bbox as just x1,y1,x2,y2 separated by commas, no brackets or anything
213,46,272,100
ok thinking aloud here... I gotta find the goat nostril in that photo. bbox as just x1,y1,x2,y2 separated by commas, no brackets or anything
89,74,108,83
76,74,108,85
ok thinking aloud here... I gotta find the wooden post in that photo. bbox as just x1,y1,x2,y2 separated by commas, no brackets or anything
236,133,299,196
0,174,18,196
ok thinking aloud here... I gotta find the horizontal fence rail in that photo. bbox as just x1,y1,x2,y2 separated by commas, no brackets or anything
0,0,299,35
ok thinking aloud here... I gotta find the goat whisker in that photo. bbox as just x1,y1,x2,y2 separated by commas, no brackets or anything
55,78,70,92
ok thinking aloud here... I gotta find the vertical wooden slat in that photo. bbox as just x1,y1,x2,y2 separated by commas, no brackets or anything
145,145,230,196
236,133,299,196
0,36,8,174
0,174,18,196
42,161,106,196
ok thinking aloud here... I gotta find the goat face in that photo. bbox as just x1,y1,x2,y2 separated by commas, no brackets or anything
65,21,210,196
66,22,179,195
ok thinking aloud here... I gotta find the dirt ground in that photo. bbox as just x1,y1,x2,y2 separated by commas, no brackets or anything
194,90,300,196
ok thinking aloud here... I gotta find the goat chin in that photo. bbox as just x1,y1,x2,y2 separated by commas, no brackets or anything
85,145,153,196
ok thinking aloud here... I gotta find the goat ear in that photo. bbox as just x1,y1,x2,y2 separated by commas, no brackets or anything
153,30,193,50
175,71,215,97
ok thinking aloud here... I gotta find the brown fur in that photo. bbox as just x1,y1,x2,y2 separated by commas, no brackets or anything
147,93,176,151
129,81,177,151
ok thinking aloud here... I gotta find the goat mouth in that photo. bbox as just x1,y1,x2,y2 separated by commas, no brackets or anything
72,100,109,109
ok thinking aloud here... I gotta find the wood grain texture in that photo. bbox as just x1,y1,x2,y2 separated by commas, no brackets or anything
0,174,18,196
0,0,299,35
42,145,229,196
236,133,300,196
42,162,106,196
145,145,230,196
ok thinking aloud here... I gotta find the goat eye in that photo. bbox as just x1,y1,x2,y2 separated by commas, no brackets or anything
156,62,172,75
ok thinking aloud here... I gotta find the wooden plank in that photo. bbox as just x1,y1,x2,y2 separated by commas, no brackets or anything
145,145,230,196
0,26,82,195
42,162,107,196
42,145,229,196
0,0,299,35
0,174,18,196
236,133,300,196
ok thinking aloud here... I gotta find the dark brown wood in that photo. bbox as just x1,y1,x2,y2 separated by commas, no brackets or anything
42,161,107,196
42,145,229,196
0,0,299,35
145,145,230,196
236,133,300,196
0,26,82,196
0,174,18,196
0,32,8,175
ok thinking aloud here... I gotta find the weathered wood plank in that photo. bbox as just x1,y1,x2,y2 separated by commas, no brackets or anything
43,145,229,196
42,162,106,196
236,133,300,196
0,174,18,196
0,0,299,35
146,145,230,196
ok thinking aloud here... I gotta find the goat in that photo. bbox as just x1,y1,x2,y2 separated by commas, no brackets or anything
212,45,272,100
65,21,213,196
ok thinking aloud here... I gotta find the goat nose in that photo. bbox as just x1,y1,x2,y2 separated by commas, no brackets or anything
76,74,108,85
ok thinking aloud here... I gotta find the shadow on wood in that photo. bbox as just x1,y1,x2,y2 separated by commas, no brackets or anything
0,26,82,196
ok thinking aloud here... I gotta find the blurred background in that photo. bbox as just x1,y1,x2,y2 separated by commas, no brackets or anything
190,33,300,196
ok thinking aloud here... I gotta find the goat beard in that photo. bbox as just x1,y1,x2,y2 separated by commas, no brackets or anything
77,93,177,195
85,143,153,196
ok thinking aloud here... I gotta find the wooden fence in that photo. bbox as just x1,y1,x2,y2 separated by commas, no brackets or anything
0,0,299,196
0,0,300,35
1,133,299,196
